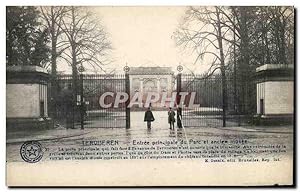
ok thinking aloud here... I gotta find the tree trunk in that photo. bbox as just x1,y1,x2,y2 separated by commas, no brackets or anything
216,7,227,127
72,46,78,100
238,6,252,114
50,34,58,118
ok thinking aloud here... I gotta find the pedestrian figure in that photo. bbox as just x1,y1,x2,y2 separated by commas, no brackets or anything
81,101,87,120
168,107,176,130
144,107,155,129
63,84,74,129
177,106,183,128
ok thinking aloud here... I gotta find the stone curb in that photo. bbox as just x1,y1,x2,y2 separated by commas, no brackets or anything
6,130,93,145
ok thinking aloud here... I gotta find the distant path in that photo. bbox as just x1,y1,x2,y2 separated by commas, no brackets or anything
131,110,170,130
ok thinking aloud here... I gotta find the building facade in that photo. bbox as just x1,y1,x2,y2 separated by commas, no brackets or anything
256,64,294,124
128,67,175,109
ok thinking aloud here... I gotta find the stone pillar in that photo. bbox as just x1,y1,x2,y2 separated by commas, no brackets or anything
255,64,294,125
7,66,52,131
139,78,143,95
157,77,161,93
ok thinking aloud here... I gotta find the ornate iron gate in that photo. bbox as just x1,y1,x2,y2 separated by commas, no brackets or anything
49,74,129,129
177,73,255,127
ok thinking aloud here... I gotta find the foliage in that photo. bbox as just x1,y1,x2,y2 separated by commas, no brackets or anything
174,6,294,114
6,6,50,67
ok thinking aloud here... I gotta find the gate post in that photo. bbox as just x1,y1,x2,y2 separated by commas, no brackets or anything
222,75,227,127
80,74,84,129
125,73,130,129
176,73,183,128
176,73,182,104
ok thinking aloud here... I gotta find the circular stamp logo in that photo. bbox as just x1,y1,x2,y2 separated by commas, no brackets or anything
20,141,43,163
177,65,183,72
123,65,130,72
78,65,85,73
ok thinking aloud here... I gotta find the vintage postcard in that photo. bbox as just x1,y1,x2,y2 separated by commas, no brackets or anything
6,6,294,186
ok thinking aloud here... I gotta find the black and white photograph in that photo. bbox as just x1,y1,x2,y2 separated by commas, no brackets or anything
5,4,295,186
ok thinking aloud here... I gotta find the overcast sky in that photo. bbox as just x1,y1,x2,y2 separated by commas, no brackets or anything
58,6,213,74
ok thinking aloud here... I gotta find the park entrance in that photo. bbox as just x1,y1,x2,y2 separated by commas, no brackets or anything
48,68,255,129
177,73,255,127
48,73,130,129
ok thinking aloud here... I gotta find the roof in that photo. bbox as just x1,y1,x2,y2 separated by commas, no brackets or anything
7,65,48,74
128,67,174,75
256,64,294,72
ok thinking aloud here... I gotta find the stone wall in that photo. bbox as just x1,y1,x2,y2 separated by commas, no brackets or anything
6,84,40,118
255,64,294,125
6,65,51,130
257,81,293,115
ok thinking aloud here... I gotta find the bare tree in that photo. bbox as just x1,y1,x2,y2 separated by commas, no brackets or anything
174,6,232,127
229,6,294,113
57,6,112,94
263,6,294,64
40,6,69,118
175,6,294,123
40,6,68,75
